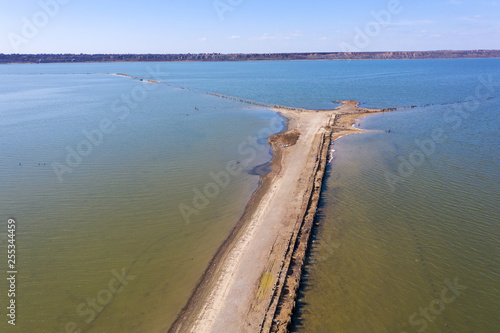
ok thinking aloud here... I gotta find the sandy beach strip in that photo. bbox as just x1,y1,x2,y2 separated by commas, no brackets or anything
168,101,392,333
106,70,396,332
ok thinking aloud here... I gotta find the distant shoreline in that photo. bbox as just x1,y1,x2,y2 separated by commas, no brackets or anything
1,50,499,64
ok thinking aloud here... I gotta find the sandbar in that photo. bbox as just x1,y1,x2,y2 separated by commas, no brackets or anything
168,101,391,333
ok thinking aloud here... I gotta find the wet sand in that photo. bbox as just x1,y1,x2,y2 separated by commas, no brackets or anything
169,101,390,333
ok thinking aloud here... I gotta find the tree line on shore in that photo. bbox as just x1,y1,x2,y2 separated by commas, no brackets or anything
1,50,499,64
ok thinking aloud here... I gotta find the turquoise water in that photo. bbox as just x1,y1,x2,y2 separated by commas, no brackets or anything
3,59,497,109
0,59,499,332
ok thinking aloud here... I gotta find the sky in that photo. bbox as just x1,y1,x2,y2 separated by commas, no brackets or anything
0,0,499,54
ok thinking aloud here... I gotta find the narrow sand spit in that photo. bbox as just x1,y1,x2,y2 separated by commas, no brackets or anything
169,101,392,333
107,71,394,332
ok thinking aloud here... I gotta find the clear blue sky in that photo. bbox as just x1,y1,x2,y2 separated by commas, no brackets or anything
1,0,499,54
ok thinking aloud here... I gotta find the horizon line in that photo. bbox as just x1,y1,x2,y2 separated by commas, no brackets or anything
2,49,500,56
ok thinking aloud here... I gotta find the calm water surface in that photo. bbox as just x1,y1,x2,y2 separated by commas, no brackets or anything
293,100,500,333
0,59,498,332
0,66,283,332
